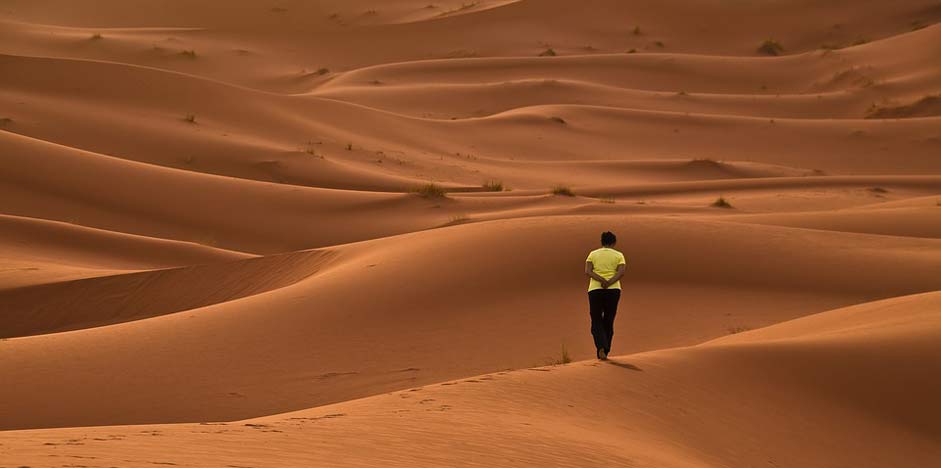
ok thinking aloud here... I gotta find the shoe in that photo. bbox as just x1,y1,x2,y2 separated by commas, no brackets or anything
598,348,607,360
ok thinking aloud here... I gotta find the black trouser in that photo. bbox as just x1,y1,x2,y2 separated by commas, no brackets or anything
588,288,621,353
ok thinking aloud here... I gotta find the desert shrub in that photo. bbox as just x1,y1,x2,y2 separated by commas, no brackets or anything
183,114,197,124
549,116,566,124
712,196,733,208
727,326,751,334
599,196,615,204
90,33,103,40
412,182,448,198
757,39,783,56
316,67,329,75
447,213,470,224
552,344,572,365
539,48,557,56
482,180,503,192
551,185,575,197
632,25,641,35
179,49,197,58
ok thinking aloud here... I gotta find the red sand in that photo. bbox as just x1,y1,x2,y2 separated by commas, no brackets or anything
1,1,939,466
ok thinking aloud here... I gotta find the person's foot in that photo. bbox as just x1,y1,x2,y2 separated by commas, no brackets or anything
597,348,607,360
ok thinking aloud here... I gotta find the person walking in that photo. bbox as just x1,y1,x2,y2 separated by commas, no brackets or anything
584,231,626,360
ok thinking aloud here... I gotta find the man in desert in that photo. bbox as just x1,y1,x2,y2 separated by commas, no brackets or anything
584,231,626,360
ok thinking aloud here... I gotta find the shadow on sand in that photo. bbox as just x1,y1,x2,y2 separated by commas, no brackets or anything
606,360,643,372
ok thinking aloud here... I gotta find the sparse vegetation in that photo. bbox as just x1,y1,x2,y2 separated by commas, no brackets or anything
727,326,751,334
315,67,330,75
438,2,478,16
0,117,13,126
711,196,733,208
851,38,870,46
539,48,557,57
632,25,641,35
90,33,103,40
676,90,688,96
179,49,197,58
447,213,470,224
653,41,665,48
345,143,353,151
183,114,197,124
627,48,637,54
551,185,575,197
868,187,889,194
482,180,504,192
552,344,572,365
412,182,448,198
599,196,616,204
757,39,784,56
549,116,566,124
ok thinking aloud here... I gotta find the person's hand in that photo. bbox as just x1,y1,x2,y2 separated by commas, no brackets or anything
600,279,610,289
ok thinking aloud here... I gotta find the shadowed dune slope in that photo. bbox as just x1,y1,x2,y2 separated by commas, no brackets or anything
0,213,249,290
1,292,938,467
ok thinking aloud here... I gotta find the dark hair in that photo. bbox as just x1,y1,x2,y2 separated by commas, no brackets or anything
601,231,616,246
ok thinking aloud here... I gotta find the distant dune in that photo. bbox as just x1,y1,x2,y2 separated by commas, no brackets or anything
1,1,939,466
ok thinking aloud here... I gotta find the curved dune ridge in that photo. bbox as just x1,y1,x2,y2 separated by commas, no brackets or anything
1,0,940,466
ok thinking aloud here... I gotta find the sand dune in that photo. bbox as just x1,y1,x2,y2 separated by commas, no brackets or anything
2,1,939,466
2,293,938,467
2,215,939,430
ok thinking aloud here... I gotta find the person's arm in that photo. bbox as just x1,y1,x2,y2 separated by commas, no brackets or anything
585,261,608,285
606,264,626,285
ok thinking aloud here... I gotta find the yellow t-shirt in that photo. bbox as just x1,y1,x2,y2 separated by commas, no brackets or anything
586,247,626,291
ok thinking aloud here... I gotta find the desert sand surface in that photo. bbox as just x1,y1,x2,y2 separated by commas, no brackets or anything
1,0,940,466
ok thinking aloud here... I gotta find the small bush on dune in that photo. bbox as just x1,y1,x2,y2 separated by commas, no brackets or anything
653,41,665,48
632,25,642,35
315,67,330,75
90,33,103,40
482,180,503,192
539,48,557,57
757,39,784,56
345,143,353,151
179,49,197,58
868,187,889,194
0,117,13,126
552,344,572,365
447,213,470,224
727,326,751,334
599,196,615,204
712,196,733,208
412,182,448,198
549,116,566,124
551,185,575,197
183,114,197,124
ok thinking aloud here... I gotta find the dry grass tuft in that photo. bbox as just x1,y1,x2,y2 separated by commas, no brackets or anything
757,39,784,56
412,182,448,198
711,196,733,208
